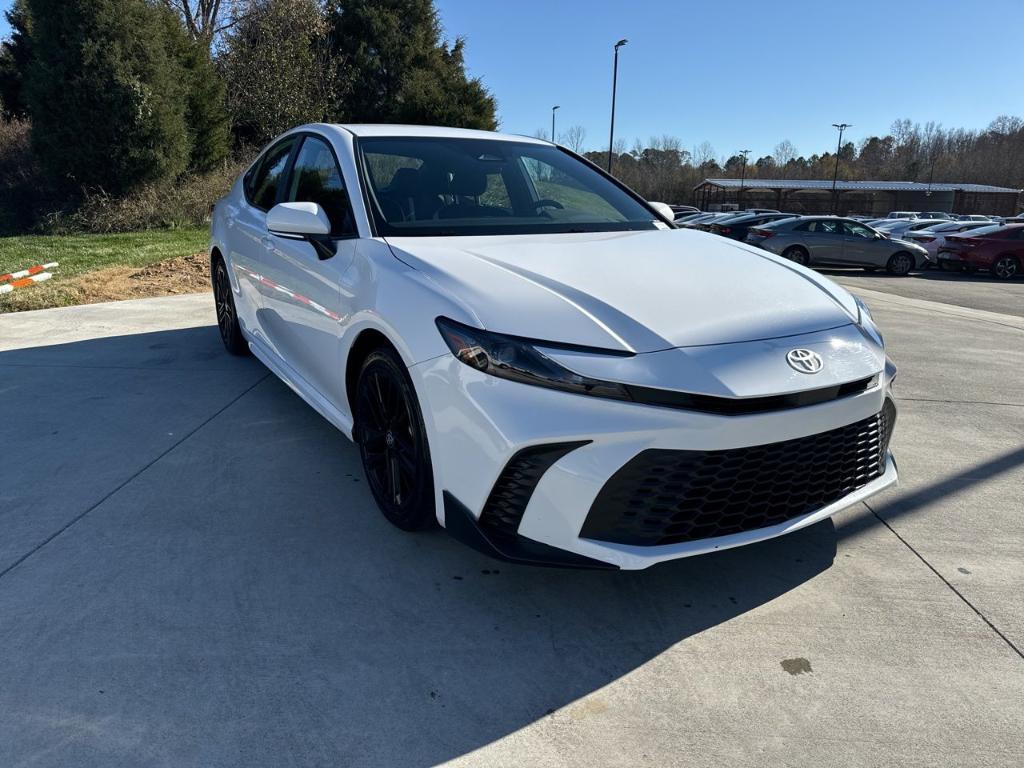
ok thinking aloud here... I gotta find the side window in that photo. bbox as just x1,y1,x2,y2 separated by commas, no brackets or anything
286,136,357,236
806,220,840,234
248,138,296,211
842,222,874,238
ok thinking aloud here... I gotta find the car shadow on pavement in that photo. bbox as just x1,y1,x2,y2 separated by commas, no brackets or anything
2,325,842,766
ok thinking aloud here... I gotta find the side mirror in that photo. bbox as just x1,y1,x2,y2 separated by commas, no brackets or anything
266,202,335,259
648,201,675,222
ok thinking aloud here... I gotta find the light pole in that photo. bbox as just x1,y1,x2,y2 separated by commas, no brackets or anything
831,123,851,214
551,105,560,143
607,38,628,173
738,149,750,209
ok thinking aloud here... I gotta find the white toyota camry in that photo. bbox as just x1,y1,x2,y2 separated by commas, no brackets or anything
210,124,898,570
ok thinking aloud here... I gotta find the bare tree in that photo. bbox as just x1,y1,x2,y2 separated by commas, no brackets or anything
692,141,716,169
561,124,586,153
157,0,243,44
772,140,797,168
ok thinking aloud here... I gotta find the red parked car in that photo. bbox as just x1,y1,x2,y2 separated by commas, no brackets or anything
937,224,1024,279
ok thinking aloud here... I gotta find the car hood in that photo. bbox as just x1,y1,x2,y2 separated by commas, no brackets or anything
385,229,859,353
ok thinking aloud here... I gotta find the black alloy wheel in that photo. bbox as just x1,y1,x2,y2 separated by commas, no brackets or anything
212,257,248,355
355,348,436,530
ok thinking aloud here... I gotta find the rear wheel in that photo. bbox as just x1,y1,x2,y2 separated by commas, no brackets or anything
212,256,249,355
355,347,436,531
992,255,1020,280
886,252,914,276
783,246,809,266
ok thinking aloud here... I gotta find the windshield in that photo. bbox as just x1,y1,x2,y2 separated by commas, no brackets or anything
357,137,659,237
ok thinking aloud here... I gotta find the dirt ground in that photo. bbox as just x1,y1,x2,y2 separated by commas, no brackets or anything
2,253,210,312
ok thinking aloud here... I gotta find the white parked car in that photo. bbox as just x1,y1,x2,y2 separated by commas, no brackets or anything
873,218,951,243
210,124,898,570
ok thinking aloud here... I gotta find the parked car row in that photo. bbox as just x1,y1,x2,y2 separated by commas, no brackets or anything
875,211,1004,223
672,210,1023,279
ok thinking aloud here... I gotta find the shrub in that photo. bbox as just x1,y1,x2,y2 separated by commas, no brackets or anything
41,156,252,234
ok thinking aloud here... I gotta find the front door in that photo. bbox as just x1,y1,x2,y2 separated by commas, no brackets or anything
257,134,359,405
839,220,890,267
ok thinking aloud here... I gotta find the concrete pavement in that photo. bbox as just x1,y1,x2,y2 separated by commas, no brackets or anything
0,285,1021,767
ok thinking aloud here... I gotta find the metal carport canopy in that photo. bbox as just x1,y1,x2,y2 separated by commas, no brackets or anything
695,178,1021,193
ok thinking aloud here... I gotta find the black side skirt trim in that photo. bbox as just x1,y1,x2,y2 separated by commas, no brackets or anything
443,491,618,570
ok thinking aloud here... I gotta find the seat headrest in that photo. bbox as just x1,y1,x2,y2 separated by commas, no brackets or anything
388,167,420,194
450,166,488,197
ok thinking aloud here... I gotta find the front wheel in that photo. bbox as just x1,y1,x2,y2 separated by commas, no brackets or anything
355,347,436,531
886,252,914,276
992,255,1020,280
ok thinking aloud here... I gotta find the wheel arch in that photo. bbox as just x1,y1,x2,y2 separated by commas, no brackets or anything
345,327,401,419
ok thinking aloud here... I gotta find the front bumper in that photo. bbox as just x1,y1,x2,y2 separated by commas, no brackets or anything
412,350,898,571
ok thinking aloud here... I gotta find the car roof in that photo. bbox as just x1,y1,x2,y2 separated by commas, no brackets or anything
331,123,550,144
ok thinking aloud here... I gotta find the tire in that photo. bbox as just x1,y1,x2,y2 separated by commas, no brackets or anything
782,246,809,266
354,347,436,531
211,255,249,355
886,251,914,276
992,255,1020,280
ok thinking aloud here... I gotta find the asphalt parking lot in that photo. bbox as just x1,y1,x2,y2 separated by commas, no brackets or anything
1,276,1022,767
821,267,1024,318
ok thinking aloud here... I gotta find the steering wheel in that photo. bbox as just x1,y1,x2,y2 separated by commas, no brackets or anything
533,199,564,210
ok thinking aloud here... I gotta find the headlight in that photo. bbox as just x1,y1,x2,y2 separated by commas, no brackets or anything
853,295,884,346
436,316,630,399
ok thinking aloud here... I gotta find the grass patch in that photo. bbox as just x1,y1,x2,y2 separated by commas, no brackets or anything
0,228,209,313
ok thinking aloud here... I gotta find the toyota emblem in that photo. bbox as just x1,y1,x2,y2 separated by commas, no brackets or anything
786,348,823,374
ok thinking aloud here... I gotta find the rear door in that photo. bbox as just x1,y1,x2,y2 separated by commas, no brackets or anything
230,136,298,343
796,219,844,264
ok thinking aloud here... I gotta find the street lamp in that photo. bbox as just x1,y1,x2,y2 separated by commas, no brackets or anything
607,38,628,173
738,149,750,208
551,105,560,143
831,123,852,214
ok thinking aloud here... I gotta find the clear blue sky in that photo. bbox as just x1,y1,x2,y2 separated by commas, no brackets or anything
3,0,1019,161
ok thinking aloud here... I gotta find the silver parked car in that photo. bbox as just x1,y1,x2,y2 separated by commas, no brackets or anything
746,216,930,275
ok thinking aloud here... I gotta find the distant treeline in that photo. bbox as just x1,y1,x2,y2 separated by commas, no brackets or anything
581,117,1024,205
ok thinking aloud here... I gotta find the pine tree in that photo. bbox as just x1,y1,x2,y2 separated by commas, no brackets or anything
24,0,191,193
159,9,230,172
326,0,497,130
0,0,32,119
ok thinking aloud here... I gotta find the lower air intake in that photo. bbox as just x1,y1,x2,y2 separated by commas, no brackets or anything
580,399,896,547
478,441,589,539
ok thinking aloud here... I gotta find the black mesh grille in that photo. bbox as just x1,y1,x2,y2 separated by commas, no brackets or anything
479,442,589,539
581,399,897,547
